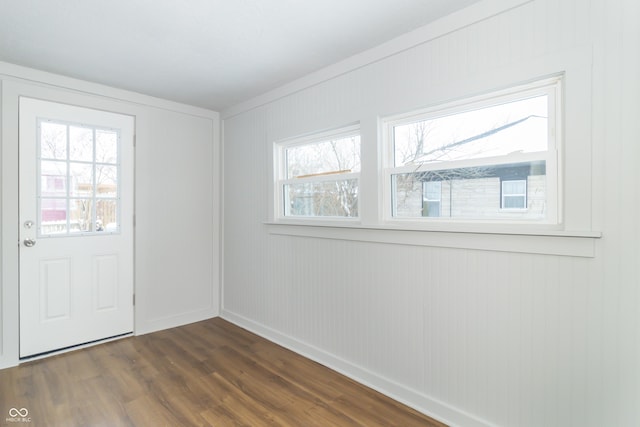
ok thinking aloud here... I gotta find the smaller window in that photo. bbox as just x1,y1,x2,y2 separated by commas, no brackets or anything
422,181,441,217
275,126,361,219
502,179,527,209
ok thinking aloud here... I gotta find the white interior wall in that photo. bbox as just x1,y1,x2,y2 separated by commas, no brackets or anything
0,63,221,369
222,1,640,426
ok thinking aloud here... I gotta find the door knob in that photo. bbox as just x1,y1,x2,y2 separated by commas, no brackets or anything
23,238,36,247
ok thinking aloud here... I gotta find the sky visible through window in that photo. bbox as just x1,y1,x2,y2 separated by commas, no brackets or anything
393,95,548,167
286,135,361,179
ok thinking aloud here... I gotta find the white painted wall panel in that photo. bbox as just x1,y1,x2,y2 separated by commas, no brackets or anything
223,0,640,426
135,107,218,334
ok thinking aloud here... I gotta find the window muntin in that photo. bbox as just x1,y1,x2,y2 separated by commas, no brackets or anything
276,127,360,219
385,77,560,223
38,119,121,236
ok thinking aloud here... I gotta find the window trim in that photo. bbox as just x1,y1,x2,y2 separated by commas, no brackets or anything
266,222,600,258
274,124,361,221
381,76,562,226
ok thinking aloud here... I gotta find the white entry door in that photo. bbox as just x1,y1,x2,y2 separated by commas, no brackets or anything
19,97,134,358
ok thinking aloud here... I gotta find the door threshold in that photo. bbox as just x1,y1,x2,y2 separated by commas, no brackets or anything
20,332,133,362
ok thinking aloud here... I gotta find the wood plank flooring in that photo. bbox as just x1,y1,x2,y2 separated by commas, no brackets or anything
0,318,447,426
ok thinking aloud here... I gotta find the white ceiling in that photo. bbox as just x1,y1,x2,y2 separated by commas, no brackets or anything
0,0,481,111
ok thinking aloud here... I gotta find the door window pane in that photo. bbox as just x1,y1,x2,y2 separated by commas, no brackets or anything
40,198,68,235
96,199,118,232
40,161,67,196
96,165,118,197
96,130,118,164
70,198,94,232
69,126,94,162
70,163,94,197
40,122,67,160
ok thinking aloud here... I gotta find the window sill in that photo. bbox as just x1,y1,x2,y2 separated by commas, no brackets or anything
265,221,601,257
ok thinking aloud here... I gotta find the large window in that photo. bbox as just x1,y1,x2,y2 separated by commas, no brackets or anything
383,77,560,223
275,126,360,219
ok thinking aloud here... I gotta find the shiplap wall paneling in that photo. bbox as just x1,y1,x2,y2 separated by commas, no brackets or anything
223,0,639,426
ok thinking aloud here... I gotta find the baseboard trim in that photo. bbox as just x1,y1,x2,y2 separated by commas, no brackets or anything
136,307,218,336
221,309,493,427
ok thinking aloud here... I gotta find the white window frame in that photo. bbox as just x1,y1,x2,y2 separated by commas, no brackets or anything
274,125,361,222
381,76,561,226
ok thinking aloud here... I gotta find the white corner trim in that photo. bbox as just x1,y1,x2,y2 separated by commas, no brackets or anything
221,309,495,427
222,0,534,119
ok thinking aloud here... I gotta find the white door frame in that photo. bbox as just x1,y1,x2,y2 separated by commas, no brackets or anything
0,80,138,367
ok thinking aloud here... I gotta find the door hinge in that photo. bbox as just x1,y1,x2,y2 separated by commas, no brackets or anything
133,294,136,306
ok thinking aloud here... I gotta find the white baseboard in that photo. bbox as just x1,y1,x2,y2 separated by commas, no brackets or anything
136,307,218,336
221,309,493,427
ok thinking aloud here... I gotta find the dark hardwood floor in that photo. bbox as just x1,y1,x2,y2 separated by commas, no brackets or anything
0,318,446,426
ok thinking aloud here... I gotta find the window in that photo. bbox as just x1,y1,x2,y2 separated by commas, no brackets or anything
384,76,560,223
38,119,120,236
275,126,361,219
422,181,441,217
501,179,527,209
